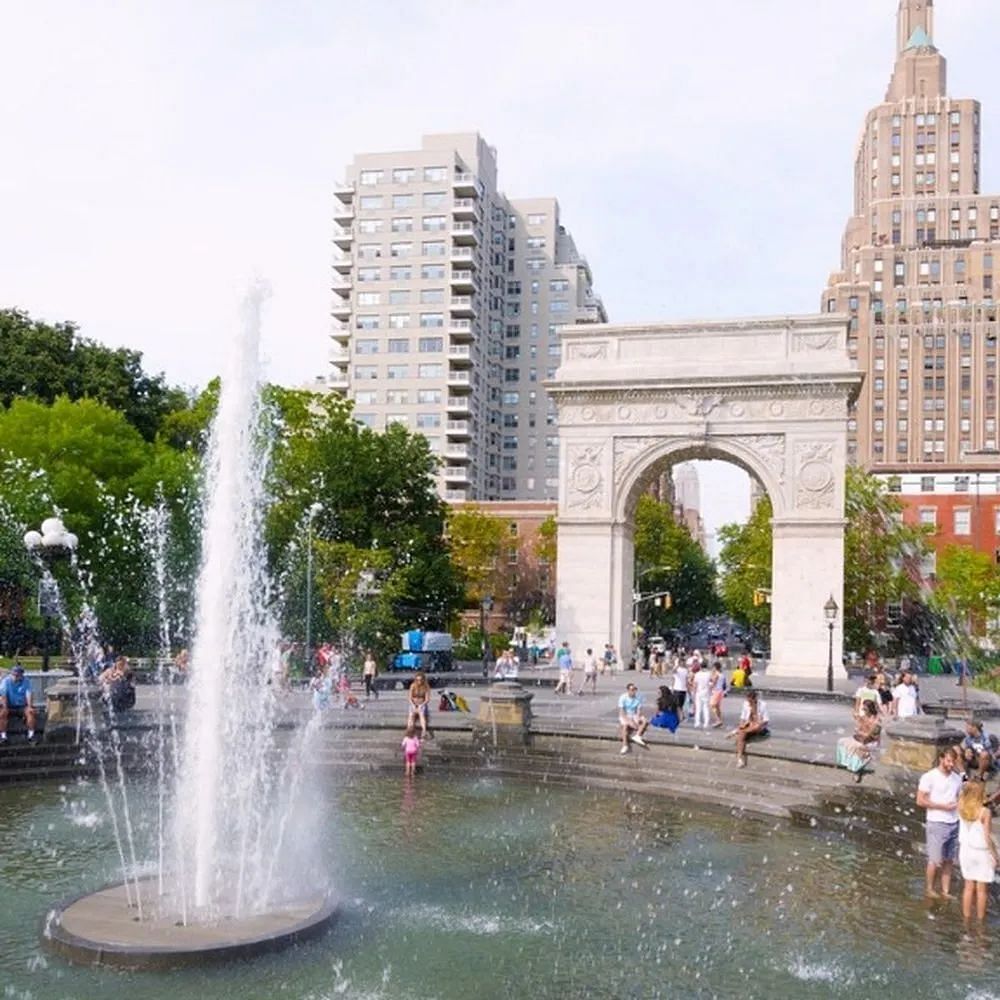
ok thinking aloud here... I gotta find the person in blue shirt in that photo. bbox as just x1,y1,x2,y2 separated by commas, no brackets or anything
0,664,36,743
618,682,649,754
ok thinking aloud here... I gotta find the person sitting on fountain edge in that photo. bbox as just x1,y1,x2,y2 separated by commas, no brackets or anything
0,664,36,743
728,689,769,768
618,682,649,754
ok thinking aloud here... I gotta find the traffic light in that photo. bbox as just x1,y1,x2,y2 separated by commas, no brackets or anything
752,589,770,607
663,593,672,610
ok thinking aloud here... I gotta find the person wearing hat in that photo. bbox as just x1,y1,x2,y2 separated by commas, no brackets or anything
0,663,36,743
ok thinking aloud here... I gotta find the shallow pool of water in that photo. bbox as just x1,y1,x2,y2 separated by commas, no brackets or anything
1,774,997,999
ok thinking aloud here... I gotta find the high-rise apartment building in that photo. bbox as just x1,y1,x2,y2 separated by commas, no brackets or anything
329,133,605,502
822,0,1000,577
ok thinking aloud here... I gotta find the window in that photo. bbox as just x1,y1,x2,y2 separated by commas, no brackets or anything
386,364,409,379
954,509,972,535
420,288,444,304
525,236,546,250
416,413,441,428
355,339,378,355
358,219,383,234
549,300,570,313
388,290,411,307
356,314,379,330
354,390,377,405
392,193,414,209
391,217,413,232
422,215,446,231
527,213,546,226
418,363,442,378
418,336,443,352
390,266,411,281
385,390,408,405
919,507,937,527
422,264,445,279
390,242,413,258
417,389,441,404
357,291,380,306
359,169,384,186
419,313,444,328
359,195,383,210
423,166,447,182
354,413,374,428
391,167,415,184
353,365,377,380
359,244,382,260
358,267,381,282
422,241,446,257
388,338,409,353
955,475,970,492
502,391,520,405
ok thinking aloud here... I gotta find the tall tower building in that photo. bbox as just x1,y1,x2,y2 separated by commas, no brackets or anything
822,1,1000,574
329,134,605,502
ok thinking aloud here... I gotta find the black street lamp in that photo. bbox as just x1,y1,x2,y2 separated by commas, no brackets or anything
824,594,839,693
23,518,79,672
480,595,494,678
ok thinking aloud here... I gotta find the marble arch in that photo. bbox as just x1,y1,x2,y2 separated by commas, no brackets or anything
547,314,862,682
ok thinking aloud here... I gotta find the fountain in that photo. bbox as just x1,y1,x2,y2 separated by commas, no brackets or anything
41,285,338,969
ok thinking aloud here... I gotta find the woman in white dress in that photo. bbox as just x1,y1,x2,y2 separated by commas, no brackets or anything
957,780,999,927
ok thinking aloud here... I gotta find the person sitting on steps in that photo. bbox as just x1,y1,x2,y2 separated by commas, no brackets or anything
0,664,36,743
728,689,769,768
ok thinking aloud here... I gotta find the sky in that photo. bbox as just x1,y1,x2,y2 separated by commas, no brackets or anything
3,0,997,540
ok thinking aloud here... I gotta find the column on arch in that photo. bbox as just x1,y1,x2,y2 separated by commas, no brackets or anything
554,519,617,665
768,517,845,681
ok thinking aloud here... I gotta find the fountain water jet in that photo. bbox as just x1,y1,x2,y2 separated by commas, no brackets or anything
43,285,337,968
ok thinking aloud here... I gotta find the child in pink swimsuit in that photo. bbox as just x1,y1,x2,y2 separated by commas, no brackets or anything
402,725,422,776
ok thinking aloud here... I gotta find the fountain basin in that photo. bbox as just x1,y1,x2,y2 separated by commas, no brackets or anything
43,878,338,970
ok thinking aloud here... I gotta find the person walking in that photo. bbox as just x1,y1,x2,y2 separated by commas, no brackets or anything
581,648,599,695
893,671,921,718
671,658,689,719
362,650,379,700
553,642,573,695
957,780,999,927
916,748,962,899
708,662,726,728
692,662,712,728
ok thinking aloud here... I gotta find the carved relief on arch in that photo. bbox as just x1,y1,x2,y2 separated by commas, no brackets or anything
565,443,607,512
794,441,835,509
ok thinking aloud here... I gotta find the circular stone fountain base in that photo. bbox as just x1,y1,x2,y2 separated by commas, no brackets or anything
43,879,338,970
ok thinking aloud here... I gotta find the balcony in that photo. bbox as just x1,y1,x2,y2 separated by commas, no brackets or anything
450,245,477,267
444,489,469,502
452,172,478,197
452,197,479,220
448,344,472,364
333,180,355,204
326,372,349,392
331,275,352,296
449,294,476,318
451,221,480,245
332,225,353,249
444,465,470,483
446,419,471,438
447,396,472,414
449,318,474,341
332,253,353,274
447,369,472,388
450,270,478,293
331,302,351,320
444,443,470,462
333,201,354,224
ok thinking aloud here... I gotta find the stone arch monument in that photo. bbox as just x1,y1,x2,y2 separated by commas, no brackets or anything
548,315,862,682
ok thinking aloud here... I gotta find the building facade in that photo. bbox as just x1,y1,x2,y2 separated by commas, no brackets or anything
329,133,605,502
822,0,1000,574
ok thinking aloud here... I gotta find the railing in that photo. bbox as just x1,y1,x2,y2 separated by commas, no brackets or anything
452,198,479,212
447,370,471,384
448,345,471,359
450,295,473,307
447,396,471,408
451,246,476,259
446,420,470,433
449,318,473,330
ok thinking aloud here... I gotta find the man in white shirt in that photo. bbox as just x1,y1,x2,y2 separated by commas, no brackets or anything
671,661,689,717
691,665,712,728
892,672,921,718
916,748,962,899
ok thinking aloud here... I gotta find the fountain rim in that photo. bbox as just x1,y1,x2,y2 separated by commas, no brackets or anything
42,878,339,971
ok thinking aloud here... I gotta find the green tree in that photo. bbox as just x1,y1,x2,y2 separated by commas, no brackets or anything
717,497,773,637
633,495,719,632
932,544,1000,640
0,309,189,441
446,506,507,606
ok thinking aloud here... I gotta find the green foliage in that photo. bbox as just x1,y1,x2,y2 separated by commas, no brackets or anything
0,309,188,441
717,496,773,637
932,544,1000,637
266,391,463,656
446,506,507,606
633,495,720,632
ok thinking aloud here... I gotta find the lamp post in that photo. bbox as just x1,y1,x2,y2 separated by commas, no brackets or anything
824,594,839,694
480,594,494,678
304,502,323,678
23,517,79,672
